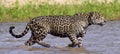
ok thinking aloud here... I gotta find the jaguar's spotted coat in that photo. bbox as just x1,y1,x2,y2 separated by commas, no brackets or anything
9,12,106,48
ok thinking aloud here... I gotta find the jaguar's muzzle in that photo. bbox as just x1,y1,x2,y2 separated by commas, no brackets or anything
98,20,106,26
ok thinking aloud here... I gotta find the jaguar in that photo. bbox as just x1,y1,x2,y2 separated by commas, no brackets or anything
9,12,106,48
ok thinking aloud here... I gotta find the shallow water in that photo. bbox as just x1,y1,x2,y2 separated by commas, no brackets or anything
0,21,120,54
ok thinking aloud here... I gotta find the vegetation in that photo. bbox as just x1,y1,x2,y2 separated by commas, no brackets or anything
0,2,120,22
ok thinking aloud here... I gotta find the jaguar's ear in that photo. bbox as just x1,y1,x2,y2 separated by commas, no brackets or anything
89,12,94,17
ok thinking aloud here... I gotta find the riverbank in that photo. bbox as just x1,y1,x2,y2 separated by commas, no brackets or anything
0,0,120,22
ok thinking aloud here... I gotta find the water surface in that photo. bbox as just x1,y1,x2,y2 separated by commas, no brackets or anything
0,21,120,54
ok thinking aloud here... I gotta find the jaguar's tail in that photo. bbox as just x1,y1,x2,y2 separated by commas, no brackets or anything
9,24,30,38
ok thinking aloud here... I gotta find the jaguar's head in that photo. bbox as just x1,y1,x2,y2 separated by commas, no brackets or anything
88,12,106,26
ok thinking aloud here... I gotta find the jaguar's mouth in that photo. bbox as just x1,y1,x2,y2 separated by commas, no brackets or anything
98,23,105,26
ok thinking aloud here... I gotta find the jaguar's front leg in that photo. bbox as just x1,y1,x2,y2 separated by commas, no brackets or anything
68,34,79,47
77,33,84,47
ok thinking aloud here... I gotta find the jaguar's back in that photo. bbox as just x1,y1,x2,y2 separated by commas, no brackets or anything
31,15,78,36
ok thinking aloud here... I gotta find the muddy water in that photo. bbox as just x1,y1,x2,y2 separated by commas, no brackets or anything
0,21,120,54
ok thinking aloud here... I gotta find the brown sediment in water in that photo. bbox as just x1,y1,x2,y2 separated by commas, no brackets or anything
16,45,89,54
56,47,89,53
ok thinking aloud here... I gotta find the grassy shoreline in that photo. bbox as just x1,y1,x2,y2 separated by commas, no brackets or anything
0,2,120,22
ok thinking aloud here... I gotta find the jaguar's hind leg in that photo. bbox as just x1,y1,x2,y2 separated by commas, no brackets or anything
37,41,50,47
35,29,50,47
25,32,36,46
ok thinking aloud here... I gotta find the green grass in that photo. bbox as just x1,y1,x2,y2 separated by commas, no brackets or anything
0,2,120,22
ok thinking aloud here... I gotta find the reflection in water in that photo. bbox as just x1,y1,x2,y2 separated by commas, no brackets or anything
0,21,120,54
